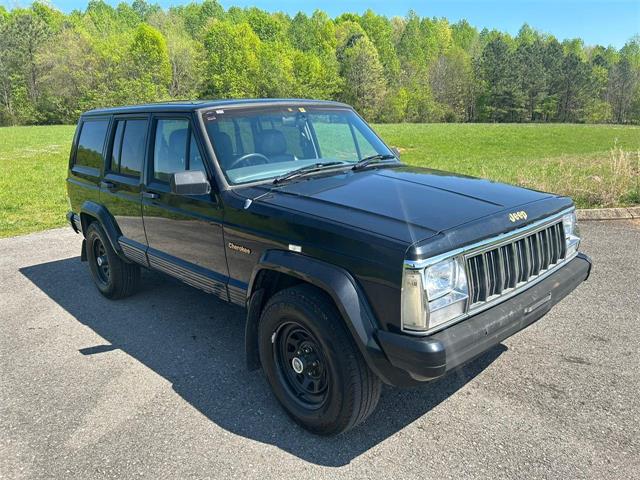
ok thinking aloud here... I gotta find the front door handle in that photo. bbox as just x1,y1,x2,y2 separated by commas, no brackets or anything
142,191,159,199
100,180,115,190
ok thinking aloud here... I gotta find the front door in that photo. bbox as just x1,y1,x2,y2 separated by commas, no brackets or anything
99,115,148,255
141,114,229,301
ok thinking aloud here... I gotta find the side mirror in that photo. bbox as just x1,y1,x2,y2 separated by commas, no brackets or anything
170,170,211,196
391,147,401,159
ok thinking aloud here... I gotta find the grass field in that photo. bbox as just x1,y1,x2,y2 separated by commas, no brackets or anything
1,125,75,238
376,123,640,209
1,123,639,238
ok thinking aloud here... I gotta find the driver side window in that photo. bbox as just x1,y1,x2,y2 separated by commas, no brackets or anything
153,119,205,183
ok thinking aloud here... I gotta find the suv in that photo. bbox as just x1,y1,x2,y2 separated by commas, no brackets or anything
66,99,591,435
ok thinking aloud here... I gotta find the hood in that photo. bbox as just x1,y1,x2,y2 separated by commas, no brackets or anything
244,166,557,244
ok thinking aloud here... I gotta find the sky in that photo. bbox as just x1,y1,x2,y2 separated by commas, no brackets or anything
1,0,638,48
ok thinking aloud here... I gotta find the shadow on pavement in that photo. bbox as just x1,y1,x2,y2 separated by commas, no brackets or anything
20,256,505,466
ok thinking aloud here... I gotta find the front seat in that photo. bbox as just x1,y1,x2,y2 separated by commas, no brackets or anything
210,131,234,169
257,130,296,163
168,128,188,168
155,128,187,182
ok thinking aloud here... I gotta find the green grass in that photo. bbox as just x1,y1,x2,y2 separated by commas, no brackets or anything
1,123,639,238
0,125,76,238
374,123,640,209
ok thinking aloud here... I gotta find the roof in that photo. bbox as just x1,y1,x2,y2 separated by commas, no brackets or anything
82,98,350,116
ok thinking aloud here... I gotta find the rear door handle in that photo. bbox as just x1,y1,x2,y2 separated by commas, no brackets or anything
100,180,115,190
142,191,159,199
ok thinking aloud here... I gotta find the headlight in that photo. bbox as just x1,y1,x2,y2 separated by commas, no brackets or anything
562,211,581,256
401,256,468,334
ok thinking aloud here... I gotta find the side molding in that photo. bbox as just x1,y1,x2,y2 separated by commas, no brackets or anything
245,250,401,385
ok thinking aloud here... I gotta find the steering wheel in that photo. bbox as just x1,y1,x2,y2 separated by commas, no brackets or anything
228,152,269,170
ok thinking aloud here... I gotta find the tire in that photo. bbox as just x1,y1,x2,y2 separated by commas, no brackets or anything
85,222,140,299
258,284,381,435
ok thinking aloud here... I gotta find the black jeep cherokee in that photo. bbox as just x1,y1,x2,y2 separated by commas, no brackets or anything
66,99,591,435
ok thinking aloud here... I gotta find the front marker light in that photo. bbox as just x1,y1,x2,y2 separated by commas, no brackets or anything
401,267,427,332
562,211,581,256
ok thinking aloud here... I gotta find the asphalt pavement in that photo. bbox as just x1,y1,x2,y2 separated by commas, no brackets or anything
1,220,639,479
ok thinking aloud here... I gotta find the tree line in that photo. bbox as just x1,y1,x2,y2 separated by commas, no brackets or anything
1,0,639,126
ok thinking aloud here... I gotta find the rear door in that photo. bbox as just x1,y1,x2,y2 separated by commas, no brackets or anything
99,114,149,255
141,113,229,301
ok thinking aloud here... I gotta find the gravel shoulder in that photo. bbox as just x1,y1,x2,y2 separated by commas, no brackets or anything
1,221,639,479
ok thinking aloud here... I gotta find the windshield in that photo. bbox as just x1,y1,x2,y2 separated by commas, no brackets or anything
202,106,394,185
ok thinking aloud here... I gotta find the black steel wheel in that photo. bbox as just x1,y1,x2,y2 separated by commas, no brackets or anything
92,236,110,285
85,222,140,299
274,322,329,409
258,284,381,435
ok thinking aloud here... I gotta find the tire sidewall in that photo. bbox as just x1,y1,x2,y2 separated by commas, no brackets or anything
258,293,354,433
86,223,117,296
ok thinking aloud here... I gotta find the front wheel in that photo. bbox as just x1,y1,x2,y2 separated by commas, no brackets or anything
258,285,381,435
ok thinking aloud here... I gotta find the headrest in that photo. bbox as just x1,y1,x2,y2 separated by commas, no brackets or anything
169,128,188,156
212,131,233,159
258,130,287,156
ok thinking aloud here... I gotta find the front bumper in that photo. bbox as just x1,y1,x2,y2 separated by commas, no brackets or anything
377,252,592,384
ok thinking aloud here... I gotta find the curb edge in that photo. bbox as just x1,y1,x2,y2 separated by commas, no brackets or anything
577,206,640,221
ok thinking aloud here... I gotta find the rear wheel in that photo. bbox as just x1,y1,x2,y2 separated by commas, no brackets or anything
85,222,140,299
258,285,381,435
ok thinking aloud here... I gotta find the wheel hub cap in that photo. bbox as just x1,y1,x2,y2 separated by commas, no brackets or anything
291,357,304,374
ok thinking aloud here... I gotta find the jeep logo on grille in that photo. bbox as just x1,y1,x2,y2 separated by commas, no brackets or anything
509,211,528,222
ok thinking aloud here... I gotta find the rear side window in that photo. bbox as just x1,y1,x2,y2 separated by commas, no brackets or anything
110,119,148,177
75,119,109,170
153,119,205,183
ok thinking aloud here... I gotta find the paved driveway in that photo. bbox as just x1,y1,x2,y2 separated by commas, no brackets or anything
1,220,638,479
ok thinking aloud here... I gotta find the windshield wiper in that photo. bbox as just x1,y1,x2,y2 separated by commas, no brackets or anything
273,161,347,184
352,154,398,171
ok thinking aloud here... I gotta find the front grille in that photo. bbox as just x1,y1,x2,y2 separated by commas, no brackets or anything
466,221,566,306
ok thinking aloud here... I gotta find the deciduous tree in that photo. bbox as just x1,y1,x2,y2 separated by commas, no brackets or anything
336,23,386,119
203,20,261,98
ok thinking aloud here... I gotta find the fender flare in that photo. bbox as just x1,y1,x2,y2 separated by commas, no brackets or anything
245,249,401,385
80,201,125,259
